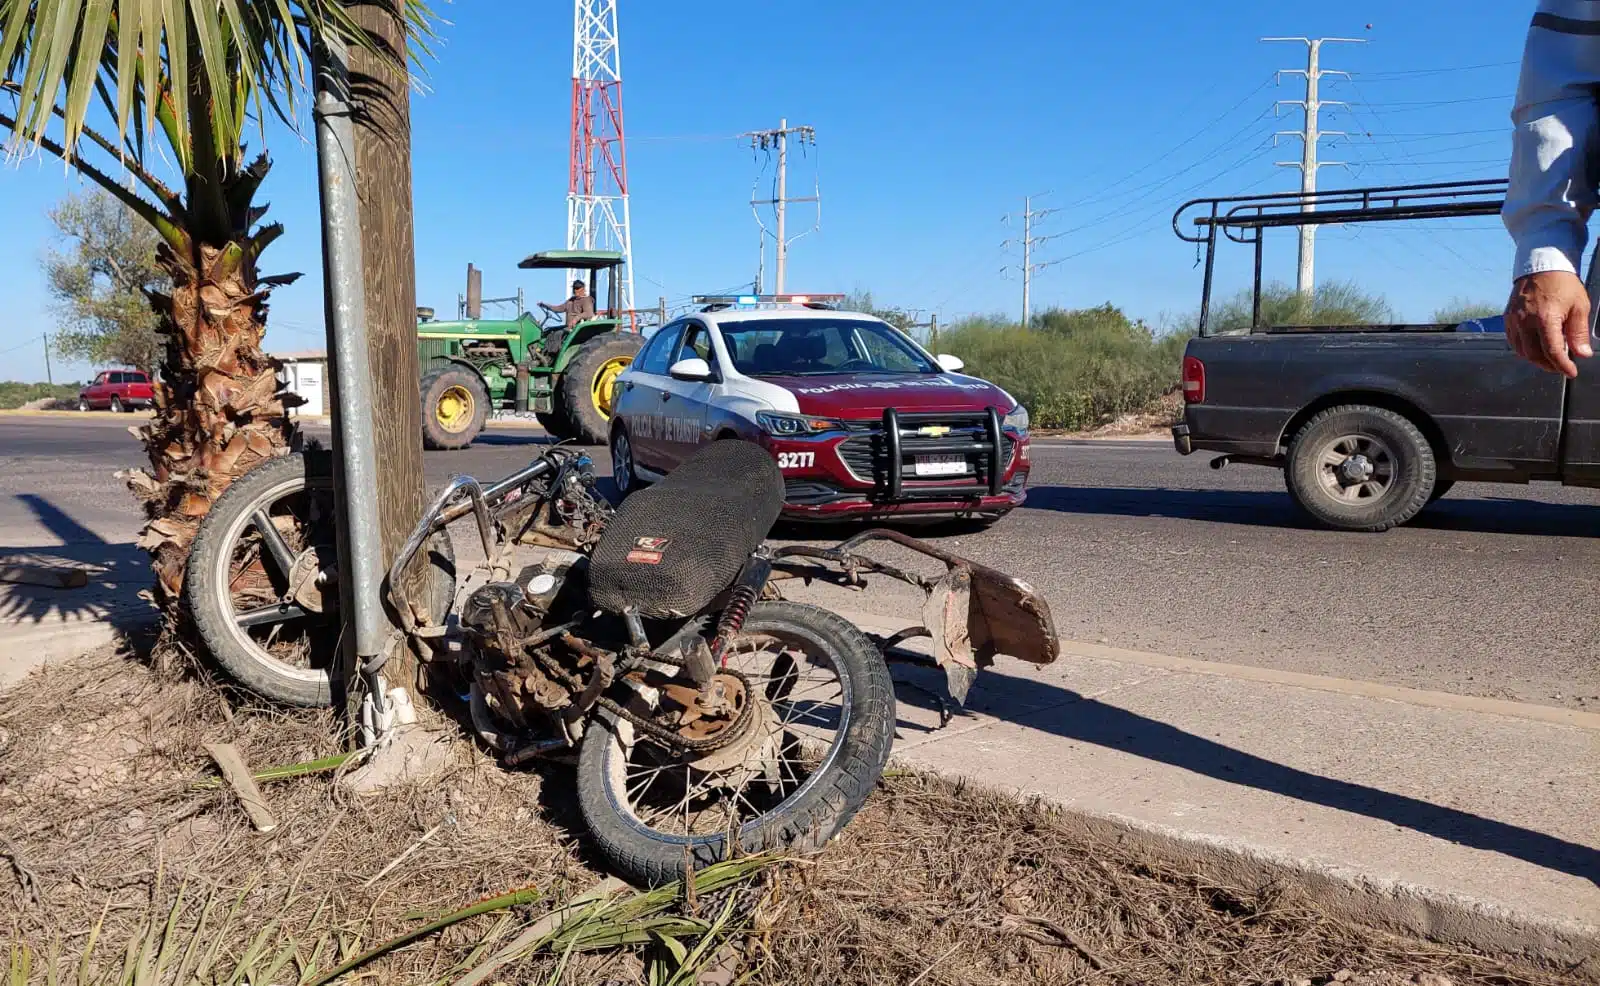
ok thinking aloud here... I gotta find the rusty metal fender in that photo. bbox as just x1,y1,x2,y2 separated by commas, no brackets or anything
772,528,1059,704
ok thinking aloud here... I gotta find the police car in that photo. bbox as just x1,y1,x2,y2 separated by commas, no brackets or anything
608,295,1030,522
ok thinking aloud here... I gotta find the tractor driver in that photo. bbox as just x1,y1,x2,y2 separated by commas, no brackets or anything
538,279,596,355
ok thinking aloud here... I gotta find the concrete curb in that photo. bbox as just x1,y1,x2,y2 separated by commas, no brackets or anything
0,613,158,689
837,607,1599,973
895,763,1599,974
0,409,134,420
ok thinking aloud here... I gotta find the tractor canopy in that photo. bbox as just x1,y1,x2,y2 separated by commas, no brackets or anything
518,249,626,316
517,249,625,271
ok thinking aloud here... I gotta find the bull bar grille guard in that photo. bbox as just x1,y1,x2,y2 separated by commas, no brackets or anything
841,407,1007,500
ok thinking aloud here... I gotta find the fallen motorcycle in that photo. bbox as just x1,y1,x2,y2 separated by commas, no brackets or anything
186,439,1059,884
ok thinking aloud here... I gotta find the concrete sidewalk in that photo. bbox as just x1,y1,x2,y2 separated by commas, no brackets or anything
0,494,155,688
846,607,1600,966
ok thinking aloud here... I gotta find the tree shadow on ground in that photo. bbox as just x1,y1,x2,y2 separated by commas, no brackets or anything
0,493,155,630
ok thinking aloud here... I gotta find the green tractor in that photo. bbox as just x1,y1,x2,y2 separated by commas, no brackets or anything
415,250,645,450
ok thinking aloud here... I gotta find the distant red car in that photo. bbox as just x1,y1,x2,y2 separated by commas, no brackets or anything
78,369,154,412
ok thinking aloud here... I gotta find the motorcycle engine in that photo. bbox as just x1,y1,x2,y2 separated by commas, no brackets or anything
461,552,588,746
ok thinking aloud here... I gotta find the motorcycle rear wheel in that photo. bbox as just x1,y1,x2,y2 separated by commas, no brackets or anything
576,600,895,886
185,452,455,707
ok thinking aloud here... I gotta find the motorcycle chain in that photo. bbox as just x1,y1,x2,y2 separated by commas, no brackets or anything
529,643,758,754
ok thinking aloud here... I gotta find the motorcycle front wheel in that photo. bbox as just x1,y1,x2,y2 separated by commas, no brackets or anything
576,601,895,886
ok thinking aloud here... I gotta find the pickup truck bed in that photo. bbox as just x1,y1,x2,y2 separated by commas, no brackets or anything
1174,329,1600,531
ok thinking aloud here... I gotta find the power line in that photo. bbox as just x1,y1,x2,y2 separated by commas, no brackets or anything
1340,75,1502,275
1354,60,1518,81
1061,75,1276,210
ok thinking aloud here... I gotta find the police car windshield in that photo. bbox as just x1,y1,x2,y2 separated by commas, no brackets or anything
720,318,939,377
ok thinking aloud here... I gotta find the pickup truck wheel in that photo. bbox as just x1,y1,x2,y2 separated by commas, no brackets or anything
1285,405,1435,532
1428,479,1454,504
109,395,124,413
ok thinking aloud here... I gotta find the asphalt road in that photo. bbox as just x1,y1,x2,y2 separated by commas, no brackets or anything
3,413,1596,710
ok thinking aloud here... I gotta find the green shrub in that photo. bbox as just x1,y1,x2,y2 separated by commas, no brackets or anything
0,381,81,409
1431,299,1501,324
940,304,1188,431
1207,279,1393,334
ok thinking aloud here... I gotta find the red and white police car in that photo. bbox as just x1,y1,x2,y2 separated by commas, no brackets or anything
608,296,1030,522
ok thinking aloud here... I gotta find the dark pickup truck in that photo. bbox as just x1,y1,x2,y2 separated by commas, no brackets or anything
1170,179,1600,532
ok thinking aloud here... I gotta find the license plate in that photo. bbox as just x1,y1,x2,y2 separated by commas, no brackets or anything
913,454,968,477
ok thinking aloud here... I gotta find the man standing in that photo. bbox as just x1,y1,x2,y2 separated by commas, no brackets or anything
539,279,597,354
1503,2,1600,377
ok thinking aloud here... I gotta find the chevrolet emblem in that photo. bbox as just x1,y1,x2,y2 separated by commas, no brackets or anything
916,425,951,438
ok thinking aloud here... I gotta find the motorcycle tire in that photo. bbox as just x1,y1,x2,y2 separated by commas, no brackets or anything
576,600,894,886
186,452,456,707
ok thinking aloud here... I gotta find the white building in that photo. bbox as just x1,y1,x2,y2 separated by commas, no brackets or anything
273,351,328,417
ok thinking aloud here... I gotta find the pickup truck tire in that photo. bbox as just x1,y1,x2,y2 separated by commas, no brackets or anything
1428,479,1454,504
1285,405,1436,532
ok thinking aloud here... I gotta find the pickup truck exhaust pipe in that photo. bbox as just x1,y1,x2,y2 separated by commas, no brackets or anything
1210,455,1230,470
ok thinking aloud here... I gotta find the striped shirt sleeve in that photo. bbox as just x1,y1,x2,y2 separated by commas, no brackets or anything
1503,1,1600,279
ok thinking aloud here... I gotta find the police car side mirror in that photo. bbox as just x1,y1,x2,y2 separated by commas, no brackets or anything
669,357,714,381
935,353,965,372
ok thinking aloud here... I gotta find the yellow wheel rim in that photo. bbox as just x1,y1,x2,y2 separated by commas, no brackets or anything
591,356,632,419
436,384,475,432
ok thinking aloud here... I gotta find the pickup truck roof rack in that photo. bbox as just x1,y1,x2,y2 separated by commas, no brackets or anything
1172,178,1509,337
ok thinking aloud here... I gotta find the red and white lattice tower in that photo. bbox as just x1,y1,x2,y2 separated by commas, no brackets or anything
568,0,634,315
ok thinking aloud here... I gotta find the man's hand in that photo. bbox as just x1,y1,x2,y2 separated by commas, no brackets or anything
1504,271,1594,377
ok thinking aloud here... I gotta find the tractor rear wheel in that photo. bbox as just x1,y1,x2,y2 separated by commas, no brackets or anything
421,364,490,451
558,332,643,445
535,409,567,437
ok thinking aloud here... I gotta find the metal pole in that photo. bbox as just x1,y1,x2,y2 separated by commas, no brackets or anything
1297,41,1320,297
1022,195,1032,327
657,295,666,328
775,117,788,295
313,37,388,676
41,333,51,385
1265,37,1362,297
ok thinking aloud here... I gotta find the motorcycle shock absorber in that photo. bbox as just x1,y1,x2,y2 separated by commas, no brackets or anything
710,547,773,667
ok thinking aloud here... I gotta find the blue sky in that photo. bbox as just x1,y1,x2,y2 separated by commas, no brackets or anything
0,1,1532,382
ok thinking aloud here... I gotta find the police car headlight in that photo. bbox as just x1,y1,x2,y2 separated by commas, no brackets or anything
1003,404,1030,434
756,411,843,436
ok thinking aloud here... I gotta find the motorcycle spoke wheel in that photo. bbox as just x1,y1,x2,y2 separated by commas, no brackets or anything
577,600,895,886
619,634,846,839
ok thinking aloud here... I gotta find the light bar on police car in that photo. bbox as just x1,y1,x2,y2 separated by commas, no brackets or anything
691,294,846,305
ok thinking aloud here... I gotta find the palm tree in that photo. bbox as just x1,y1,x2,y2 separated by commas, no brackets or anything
0,1,432,611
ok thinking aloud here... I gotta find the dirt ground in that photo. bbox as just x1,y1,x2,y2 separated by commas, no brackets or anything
0,643,1583,986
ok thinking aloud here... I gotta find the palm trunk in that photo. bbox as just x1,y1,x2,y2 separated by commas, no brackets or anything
129,232,301,608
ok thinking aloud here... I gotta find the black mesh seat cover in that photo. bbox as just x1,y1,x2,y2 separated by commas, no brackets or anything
589,440,784,617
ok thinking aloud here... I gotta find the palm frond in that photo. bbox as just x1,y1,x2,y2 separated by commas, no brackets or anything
0,0,438,176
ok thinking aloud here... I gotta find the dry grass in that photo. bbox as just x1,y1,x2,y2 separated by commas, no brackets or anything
759,774,1582,986
0,645,1583,986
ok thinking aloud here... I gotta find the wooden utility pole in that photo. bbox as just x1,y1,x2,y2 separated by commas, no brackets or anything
348,1,427,693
